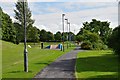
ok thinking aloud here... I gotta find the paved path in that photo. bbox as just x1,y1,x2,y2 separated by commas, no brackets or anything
34,47,83,79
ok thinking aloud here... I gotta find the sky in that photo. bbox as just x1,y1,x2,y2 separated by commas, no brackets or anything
0,0,119,34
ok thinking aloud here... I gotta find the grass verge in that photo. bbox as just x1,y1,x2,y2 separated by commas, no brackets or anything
2,40,75,78
75,50,119,79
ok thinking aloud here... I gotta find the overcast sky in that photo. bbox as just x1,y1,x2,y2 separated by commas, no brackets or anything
0,0,119,34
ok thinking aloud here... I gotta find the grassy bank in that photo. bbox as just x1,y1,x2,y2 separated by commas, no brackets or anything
2,40,75,78
75,50,119,79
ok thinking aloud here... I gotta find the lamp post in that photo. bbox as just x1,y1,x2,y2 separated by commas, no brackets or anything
62,14,65,52
68,22,70,47
65,19,69,49
23,1,28,72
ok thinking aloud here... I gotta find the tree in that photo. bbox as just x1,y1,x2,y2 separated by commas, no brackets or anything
13,22,22,44
54,31,62,41
78,29,106,50
46,31,54,41
76,35,84,42
14,0,34,41
79,19,112,44
108,25,120,57
1,7,16,43
40,29,47,42
27,26,39,42
83,30,99,43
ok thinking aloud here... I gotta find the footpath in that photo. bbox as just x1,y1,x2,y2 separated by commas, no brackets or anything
34,47,83,79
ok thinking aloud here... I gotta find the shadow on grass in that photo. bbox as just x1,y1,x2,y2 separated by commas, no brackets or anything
7,70,32,73
76,53,119,79
34,61,52,65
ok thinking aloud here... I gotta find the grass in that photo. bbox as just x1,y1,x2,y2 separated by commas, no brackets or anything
2,40,75,78
0,40,2,79
75,50,119,79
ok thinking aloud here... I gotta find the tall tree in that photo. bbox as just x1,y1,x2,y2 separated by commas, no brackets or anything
108,25,120,57
46,31,54,41
1,7,16,43
27,26,39,42
14,0,34,41
13,22,22,44
54,31,62,41
40,29,47,42
78,19,112,44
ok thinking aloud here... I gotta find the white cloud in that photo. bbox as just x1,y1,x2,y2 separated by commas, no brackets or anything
1,2,118,34
32,5,118,34
47,7,63,13
66,0,117,2
0,0,57,2
0,0,118,2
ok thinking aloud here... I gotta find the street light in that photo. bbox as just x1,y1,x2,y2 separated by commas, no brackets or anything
68,22,71,47
23,1,28,72
62,14,65,52
65,19,69,49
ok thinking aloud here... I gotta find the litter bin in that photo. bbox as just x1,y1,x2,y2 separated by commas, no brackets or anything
58,44,62,51
41,42,44,49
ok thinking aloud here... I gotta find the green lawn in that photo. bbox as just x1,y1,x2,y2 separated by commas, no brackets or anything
0,40,2,79
75,50,119,79
2,40,75,78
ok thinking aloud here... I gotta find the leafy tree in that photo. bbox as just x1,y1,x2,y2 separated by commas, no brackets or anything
40,29,47,42
39,29,54,42
14,0,34,26
76,35,84,42
14,0,34,42
79,19,112,44
83,30,99,43
1,7,16,43
54,31,62,41
46,31,54,41
27,26,39,42
13,22,22,44
78,29,106,50
108,25,120,56
77,28,84,35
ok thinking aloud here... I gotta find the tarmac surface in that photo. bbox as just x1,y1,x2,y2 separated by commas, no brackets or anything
34,47,83,79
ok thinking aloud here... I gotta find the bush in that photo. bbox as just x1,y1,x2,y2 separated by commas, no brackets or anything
81,41,92,50
81,40,108,50
92,41,108,50
102,45,108,50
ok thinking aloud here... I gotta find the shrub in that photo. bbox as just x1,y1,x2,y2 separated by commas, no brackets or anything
81,41,92,50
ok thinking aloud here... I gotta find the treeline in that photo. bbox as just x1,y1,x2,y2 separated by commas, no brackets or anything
0,5,75,44
1,6,75,44
39,30,75,42
0,6,39,44
1,7,16,43
0,0,76,44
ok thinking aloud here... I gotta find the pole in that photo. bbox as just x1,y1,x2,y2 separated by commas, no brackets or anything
68,22,71,47
23,1,28,72
65,19,68,49
62,14,65,52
